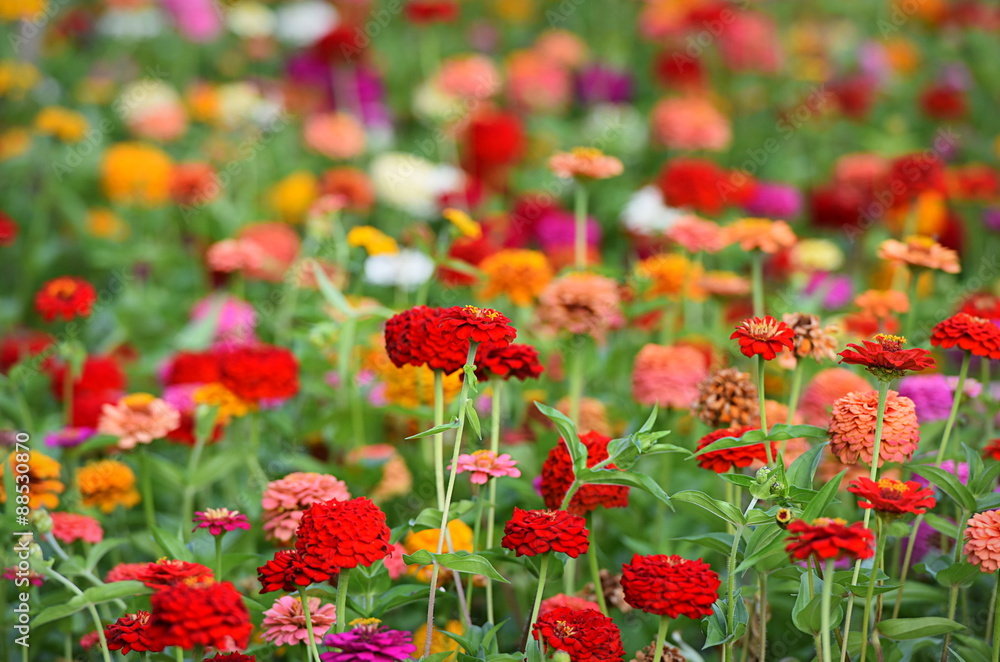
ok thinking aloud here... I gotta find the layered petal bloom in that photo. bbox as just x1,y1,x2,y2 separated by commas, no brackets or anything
104,610,163,655
730,316,795,360
548,147,623,180
193,508,251,536
321,618,416,662
532,607,624,662
261,472,351,544
34,276,97,322
474,342,544,381
848,477,936,517
295,497,391,573
450,450,520,485
437,305,517,348
930,313,1000,359
262,595,337,646
828,389,919,466
964,510,1000,572
147,581,252,651
502,508,590,558
258,549,334,593
621,554,720,619
785,518,875,562
838,334,935,381
136,559,213,590
98,393,181,450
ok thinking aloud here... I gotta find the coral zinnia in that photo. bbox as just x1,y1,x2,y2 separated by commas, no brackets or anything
540,431,629,515
50,512,103,544
217,344,299,403
828,389,919,466
147,580,251,650
502,508,590,558
538,273,623,343
479,249,554,306
785,517,875,562
258,549,334,593
930,313,1000,360
34,276,97,322
532,607,625,662
695,425,774,473
262,595,337,646
847,477,936,517
632,343,709,410
295,497,391,573
964,510,1000,572
261,472,351,544
838,334,935,381
98,393,181,450
549,147,624,180
437,305,517,349
730,316,795,360
724,218,797,254
104,610,163,654
878,235,960,274
620,554,721,619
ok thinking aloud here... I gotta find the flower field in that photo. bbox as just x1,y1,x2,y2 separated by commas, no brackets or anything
3,1,1000,661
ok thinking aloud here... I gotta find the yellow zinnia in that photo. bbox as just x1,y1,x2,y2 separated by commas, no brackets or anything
35,106,89,143
443,208,482,239
347,226,399,256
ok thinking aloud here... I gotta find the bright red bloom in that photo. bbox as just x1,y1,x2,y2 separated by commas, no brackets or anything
164,350,222,385
847,477,936,517
170,162,219,206
838,334,935,381
653,51,705,89
502,508,590,558
532,607,624,662
0,330,53,373
920,83,967,121
540,431,629,515
384,306,468,374
620,553,721,619
886,154,946,207
464,109,526,177
0,211,18,246
257,550,334,593
104,611,164,654
204,655,257,662
295,497,391,574
785,518,875,562
404,0,459,24
136,559,214,589
984,439,1000,461
313,25,367,64
730,316,795,360
474,342,544,382
49,355,126,401
147,581,251,651
34,276,97,322
695,425,775,473
656,158,730,215
960,293,1000,322
217,344,299,402
438,305,517,348
930,313,1000,359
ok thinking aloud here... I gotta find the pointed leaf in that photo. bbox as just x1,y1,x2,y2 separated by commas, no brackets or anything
402,550,510,583
407,420,460,440
534,401,587,472
576,467,672,507
465,400,482,439
801,470,846,521
876,617,965,640
672,490,745,525
915,466,977,512
785,442,827,490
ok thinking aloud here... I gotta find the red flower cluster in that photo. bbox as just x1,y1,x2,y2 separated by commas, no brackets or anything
136,559,214,590
34,276,97,322
984,439,1000,461
295,497,391,574
540,431,629,515
0,211,17,246
730,316,795,360
930,313,1000,359
438,305,517,347
204,655,256,662
0,330,53,373
47,354,126,427
257,550,335,593
384,306,466,374
695,425,775,473
164,350,221,385
785,517,875,562
501,508,590,558
464,109,526,178
838,334,935,381
217,344,299,402
147,581,251,651
621,553,721,619
657,158,731,215
532,607,625,662
474,342,544,382
848,477,936,517
404,0,459,24
104,610,163,654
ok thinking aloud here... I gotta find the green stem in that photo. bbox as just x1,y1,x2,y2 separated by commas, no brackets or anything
990,574,999,645
527,553,551,636
299,588,324,662
756,355,772,465
568,337,585,429
724,498,759,662
941,509,970,662
992,573,1000,662
179,422,210,540
139,448,156,532
574,184,588,269
335,568,351,634
935,352,971,465
758,572,768,662
174,646,183,662
485,381,502,625
860,520,887,662
821,560,835,662
651,615,670,662
586,528,609,616
784,360,805,432
215,536,224,579
433,370,445,510
44,568,112,662
903,271,920,340
751,252,764,317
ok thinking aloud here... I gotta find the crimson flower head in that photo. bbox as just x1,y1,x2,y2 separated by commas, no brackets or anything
204,655,257,662
474,342,544,381
621,554,720,619
147,580,252,651
217,344,299,402
404,0,459,24
532,607,625,662
136,558,214,589
847,477,936,518
438,305,517,350
104,610,164,655
984,439,1000,461
730,316,795,360
295,497,391,574
502,508,590,558
384,306,467,374
540,431,629,515
785,517,875,563
257,550,334,594
838,334,935,381
695,425,775,473
34,276,97,322
930,313,1000,360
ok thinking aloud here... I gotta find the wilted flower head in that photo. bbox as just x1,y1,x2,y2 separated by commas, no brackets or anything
782,313,838,362
693,367,759,428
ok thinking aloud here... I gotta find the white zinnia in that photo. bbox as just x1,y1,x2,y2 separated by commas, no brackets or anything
370,152,463,218
274,1,338,47
364,250,435,291
620,186,686,236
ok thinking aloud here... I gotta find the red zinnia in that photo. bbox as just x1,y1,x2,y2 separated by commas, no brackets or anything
984,439,1000,461
104,610,164,654
838,334,935,381
148,580,251,651
464,109,526,177
217,344,299,402
257,550,334,594
656,157,730,215
474,342,544,382
204,655,257,662
501,508,590,558
384,306,467,374
0,211,18,246
847,477,936,517
620,553,721,619
164,350,222,385
34,276,98,322
785,517,875,562
295,497,391,574
930,313,1000,360
49,355,126,401
438,305,517,349
960,293,1000,322
136,559,214,589
532,607,624,662
695,425,775,473
540,431,629,515
404,0,459,24
0,330,53,373
730,316,795,360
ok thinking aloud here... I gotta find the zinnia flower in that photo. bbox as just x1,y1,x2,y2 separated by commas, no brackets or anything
77,459,140,513
785,517,875,562
104,611,163,655
538,273,623,343
0,451,64,510
724,218,796,254
548,147,623,180
540,593,602,616
502,508,590,558
930,313,1000,359
137,559,213,589
964,510,1000,572
828,389,919,466
321,618,416,662
474,343,544,381
261,472,351,545
621,554,721,619
147,580,252,651
878,236,960,274
193,508,251,536
50,512,103,544
101,142,173,206
384,306,464,374
541,431,629,515
651,96,731,151
532,607,624,662
34,276,97,322
98,393,181,450
855,289,909,320
898,374,982,423
695,425,774,474
262,595,337,646
731,316,796,360
295,497,391,574
479,249,554,306
258,549,334,593
782,313,838,362
631,344,709,409
838,334,935,381
798,368,872,426
450,450,520,485
217,344,299,403
847,477,936,517
437,305,517,349
692,367,759,429
666,215,727,253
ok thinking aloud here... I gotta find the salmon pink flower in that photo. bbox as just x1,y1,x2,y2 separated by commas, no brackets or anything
548,147,623,180
450,450,520,485
262,595,336,646
964,510,1000,572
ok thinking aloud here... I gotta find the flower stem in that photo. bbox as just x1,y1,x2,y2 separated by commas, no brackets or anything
586,527,609,616
652,615,670,662
179,420,210,541
860,519,887,662
756,355,772,465
784,360,805,443
935,351,971,465
724,498,759,662
335,568,351,634
751,252,764,317
574,184,588,269
485,381,502,625
139,447,156,531
299,588,324,662
568,337,585,429
941,508,969,662
758,571,768,662
527,553,551,638
44,568,112,662
215,535,224,579
903,271,920,340
821,559,835,662
992,572,1000,662
433,369,445,510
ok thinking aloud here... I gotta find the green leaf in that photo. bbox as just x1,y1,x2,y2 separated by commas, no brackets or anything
719,474,756,488
84,537,126,572
375,585,433,614
675,532,735,556
935,561,980,589
534,401,587,472
33,601,85,627
672,490,745,525
151,526,192,561
80,580,152,605
972,461,1000,498
766,423,829,440
409,501,476,530
735,531,787,574
801,470,846,521
402,550,510,583
694,428,768,456
876,617,965,640
406,420,459,440
924,514,960,540
465,400,482,439
576,468,672,507
312,262,355,318
785,442,827,490
914,466,977,512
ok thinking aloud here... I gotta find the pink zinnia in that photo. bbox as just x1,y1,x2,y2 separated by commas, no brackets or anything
651,96,731,152
206,238,265,273
666,215,728,254
50,512,104,544
383,543,408,580
193,508,251,536
828,389,920,467
798,368,873,427
261,472,351,544
548,147,623,180
964,510,1000,573
632,343,708,409
190,294,257,346
261,595,337,646
450,450,521,485
98,393,181,450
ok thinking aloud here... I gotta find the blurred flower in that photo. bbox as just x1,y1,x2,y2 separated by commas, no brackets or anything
549,147,623,180
0,451,63,509
101,142,173,207
699,271,750,297
347,226,398,256
635,253,703,299
192,383,256,424
370,152,463,217
651,96,730,151
696,425,773,474
262,472,350,544
44,427,95,448
555,396,613,438
118,80,187,141
828,389,919,466
217,344,299,403
693,367,758,429
443,208,482,239
535,29,588,68
191,294,257,346
78,459,139,513
262,595,336,646
305,112,366,160
657,158,731,215
538,273,622,342
404,519,473,582
479,249,553,306
50,512,103,544
170,162,219,207
364,249,435,290
98,393,181,450
507,49,572,114
620,186,685,238
451,450,520,485
878,236,960,274
855,290,909,319
799,368,873,426
898,374,982,423
632,343,708,409
161,0,222,41
268,171,319,223
964,510,1000,573
792,239,844,273
193,508,251,536
323,618,416,662
34,276,97,322
667,215,727,253
34,106,88,142
725,218,797,254
744,182,803,219
577,63,633,104
86,208,129,240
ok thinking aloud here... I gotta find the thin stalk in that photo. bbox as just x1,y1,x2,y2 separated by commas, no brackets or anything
433,370,445,510
989,574,999,645
568,337,585,429
992,572,1000,662
756,355,772,465
215,536,224,579
724,498,759,662
903,271,920,340
587,531,609,616
527,554,551,634
809,558,823,659
298,588,324,662
179,422,210,541
935,352,971,465
485,381,503,625
941,509,969,662
139,448,156,532
751,252,764,317
44,568,112,662
758,572,768,662
335,568,351,634
860,519,887,662
574,184,588,269
174,647,183,662
821,560,835,662
652,616,670,662
785,360,805,433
